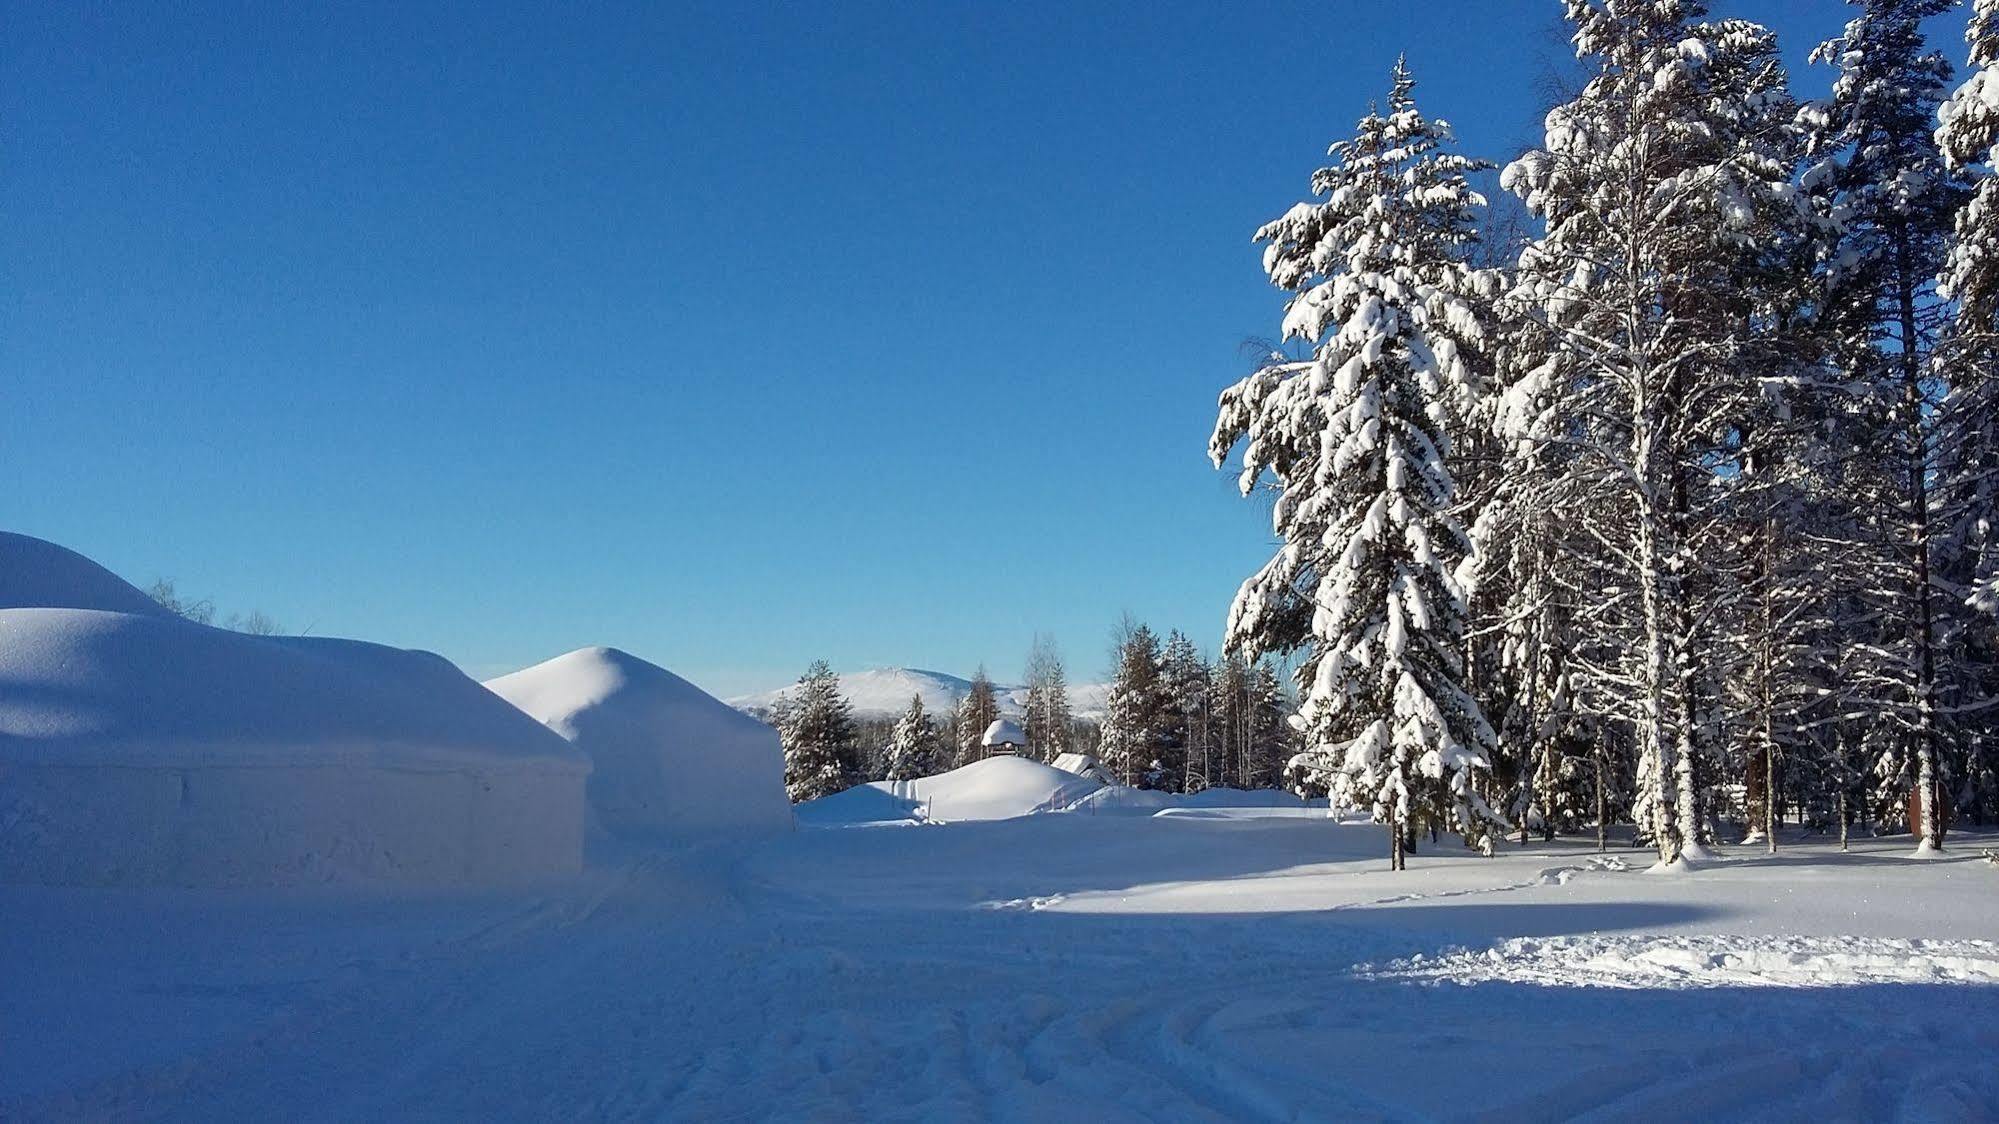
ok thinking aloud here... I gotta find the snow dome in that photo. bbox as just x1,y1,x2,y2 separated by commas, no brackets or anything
485,647,790,838
0,533,590,886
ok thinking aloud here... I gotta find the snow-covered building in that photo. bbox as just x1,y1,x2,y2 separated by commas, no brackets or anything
981,717,1027,756
1051,752,1117,786
0,533,591,886
484,646,790,839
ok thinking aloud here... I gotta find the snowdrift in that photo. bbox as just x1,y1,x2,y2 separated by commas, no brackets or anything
797,756,1104,825
0,533,589,886
484,647,789,839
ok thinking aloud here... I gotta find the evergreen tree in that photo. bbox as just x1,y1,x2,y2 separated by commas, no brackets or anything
778,660,861,803
1156,630,1206,793
1211,654,1253,789
1501,1,1808,866
1248,661,1294,791
1100,625,1167,787
956,666,1001,766
1806,0,1972,853
1212,61,1502,868
1939,0,1999,335
883,693,945,781
1159,632,1214,792
1939,0,1999,824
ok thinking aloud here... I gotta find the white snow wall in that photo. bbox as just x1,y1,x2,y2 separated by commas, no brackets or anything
1,757,583,885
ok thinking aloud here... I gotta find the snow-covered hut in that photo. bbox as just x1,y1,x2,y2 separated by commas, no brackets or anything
981,717,1027,756
1051,752,1117,786
0,533,591,886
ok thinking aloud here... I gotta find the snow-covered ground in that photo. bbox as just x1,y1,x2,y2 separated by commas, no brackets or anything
6,817,1996,1120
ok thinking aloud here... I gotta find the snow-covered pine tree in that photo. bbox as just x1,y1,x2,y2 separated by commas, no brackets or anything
1100,625,1166,787
1023,635,1073,762
1249,661,1294,791
883,693,945,781
1941,0,1999,337
1502,1,1810,866
1159,633,1215,792
1938,0,1999,825
1211,61,1502,869
1806,0,1973,854
779,660,861,803
1467,491,1592,843
1155,630,1207,793
1210,653,1251,789
956,667,1001,766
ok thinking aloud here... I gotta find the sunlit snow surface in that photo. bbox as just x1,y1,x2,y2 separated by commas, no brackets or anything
5,818,1997,1120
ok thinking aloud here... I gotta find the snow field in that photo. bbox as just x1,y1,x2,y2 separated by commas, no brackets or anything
4,817,1996,1119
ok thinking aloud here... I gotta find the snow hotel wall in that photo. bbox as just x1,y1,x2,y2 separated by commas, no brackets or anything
0,534,590,886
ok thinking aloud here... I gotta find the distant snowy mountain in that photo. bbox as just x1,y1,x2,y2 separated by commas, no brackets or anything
728,668,1110,723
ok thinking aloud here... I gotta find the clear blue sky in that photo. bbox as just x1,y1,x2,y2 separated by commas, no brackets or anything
1,1,1938,695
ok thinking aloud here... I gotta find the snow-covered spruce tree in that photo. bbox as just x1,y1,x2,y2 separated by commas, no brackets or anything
1100,625,1166,787
955,667,1001,766
1211,654,1251,789
883,693,945,782
1806,0,1973,853
1249,661,1296,790
1211,61,1503,869
1154,630,1207,793
1023,635,1073,762
1939,0,1999,825
1160,632,1214,792
779,660,861,803
1501,2,1810,866
1941,0,1999,337
1466,491,1593,843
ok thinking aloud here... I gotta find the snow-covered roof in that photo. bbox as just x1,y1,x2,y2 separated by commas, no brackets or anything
0,531,173,617
981,718,1027,747
0,534,585,773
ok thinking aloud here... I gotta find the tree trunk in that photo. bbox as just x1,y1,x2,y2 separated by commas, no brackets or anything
1894,226,1944,854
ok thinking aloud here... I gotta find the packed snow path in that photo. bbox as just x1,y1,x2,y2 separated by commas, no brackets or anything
6,818,1998,1120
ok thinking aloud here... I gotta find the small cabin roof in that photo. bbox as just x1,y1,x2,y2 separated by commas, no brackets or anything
981,718,1027,747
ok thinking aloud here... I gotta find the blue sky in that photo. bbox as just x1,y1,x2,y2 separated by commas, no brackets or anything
2,1,1956,695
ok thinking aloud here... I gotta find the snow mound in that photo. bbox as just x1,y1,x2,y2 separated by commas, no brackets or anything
484,647,789,839
0,532,172,617
0,535,588,886
1360,935,1999,989
797,755,1104,825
